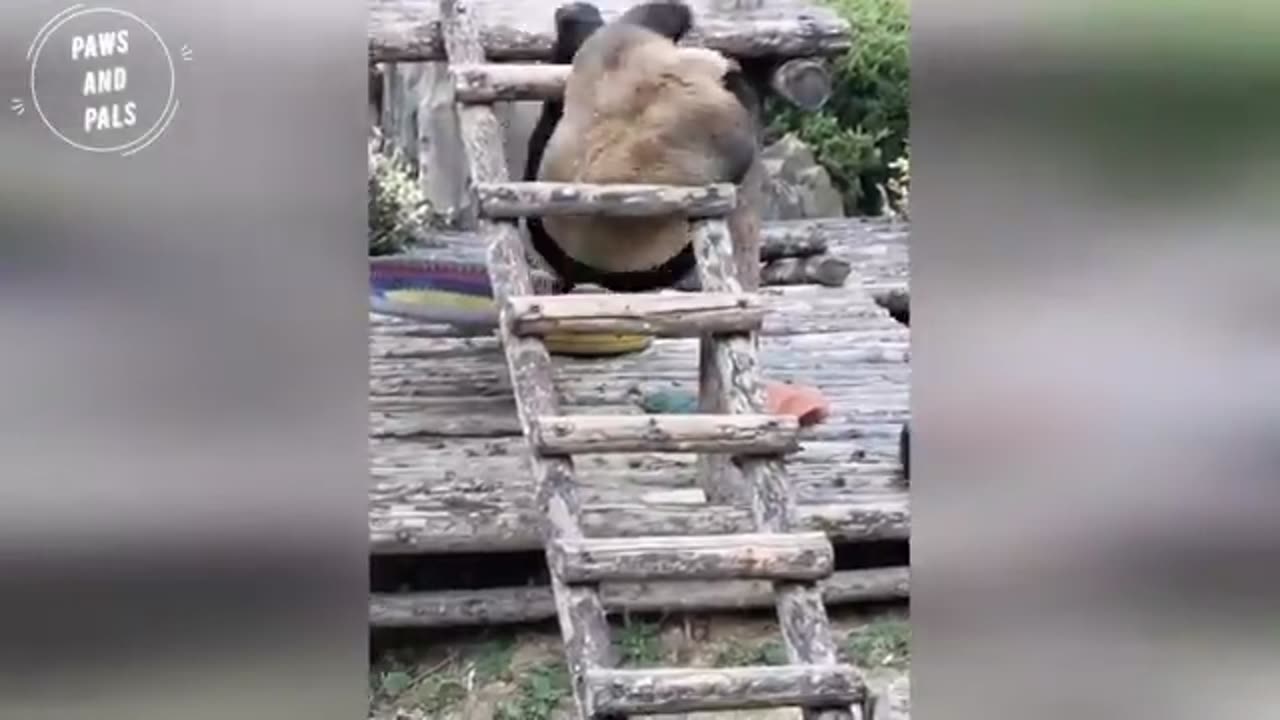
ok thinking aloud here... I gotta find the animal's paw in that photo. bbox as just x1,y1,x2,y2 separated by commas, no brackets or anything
555,1,602,28
619,1,694,41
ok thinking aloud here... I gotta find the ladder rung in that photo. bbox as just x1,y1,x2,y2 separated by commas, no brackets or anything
452,63,568,103
531,413,799,455
476,181,736,219
550,531,834,583
584,664,864,715
507,292,764,337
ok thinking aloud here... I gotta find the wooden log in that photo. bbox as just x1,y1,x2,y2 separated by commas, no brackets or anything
762,255,853,288
374,221,832,261
476,181,737,219
549,531,834,583
761,230,828,261
452,62,566,102
454,59,836,110
369,498,911,554
370,1,854,63
370,413,521,439
439,1,615,712
585,665,864,715
369,566,910,628
533,413,800,455
770,58,833,111
507,292,765,337
691,219,750,506
692,219,860,720
873,288,910,327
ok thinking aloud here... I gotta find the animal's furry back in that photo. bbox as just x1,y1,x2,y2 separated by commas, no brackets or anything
537,23,758,273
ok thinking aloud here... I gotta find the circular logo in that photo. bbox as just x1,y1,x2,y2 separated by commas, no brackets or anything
28,6,177,155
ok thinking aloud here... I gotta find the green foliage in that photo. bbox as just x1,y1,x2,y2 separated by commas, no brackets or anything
713,638,789,667
844,618,911,668
369,659,467,715
495,662,571,720
766,0,909,215
368,130,430,256
615,619,665,666
472,637,517,683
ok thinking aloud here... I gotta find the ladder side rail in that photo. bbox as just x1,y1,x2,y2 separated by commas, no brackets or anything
438,4,619,719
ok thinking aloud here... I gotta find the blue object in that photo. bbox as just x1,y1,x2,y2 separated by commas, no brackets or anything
641,389,699,414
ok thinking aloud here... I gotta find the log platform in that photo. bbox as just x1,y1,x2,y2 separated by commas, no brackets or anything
370,217,910,627
370,0,854,63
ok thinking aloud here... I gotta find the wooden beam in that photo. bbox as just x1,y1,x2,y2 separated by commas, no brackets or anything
770,58,834,111
475,181,737,219
438,1,615,712
452,59,836,110
549,532,834,583
692,217,859,720
761,229,829,261
762,255,853,288
452,62,566,102
506,292,765,337
370,2,854,64
369,566,910,628
369,497,911,554
532,413,800,455
585,665,864,715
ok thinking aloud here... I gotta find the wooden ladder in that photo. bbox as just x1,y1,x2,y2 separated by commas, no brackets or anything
438,1,873,717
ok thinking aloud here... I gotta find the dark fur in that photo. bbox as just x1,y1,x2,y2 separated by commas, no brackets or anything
525,1,762,292
900,422,909,483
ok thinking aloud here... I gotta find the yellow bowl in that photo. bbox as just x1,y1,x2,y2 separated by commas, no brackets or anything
545,332,653,357
380,289,652,357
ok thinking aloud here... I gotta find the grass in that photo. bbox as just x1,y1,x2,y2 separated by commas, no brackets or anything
494,662,571,720
844,617,911,669
713,637,789,667
369,636,520,716
615,619,665,667
369,615,913,718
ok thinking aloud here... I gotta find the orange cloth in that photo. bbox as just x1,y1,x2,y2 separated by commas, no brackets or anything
763,381,830,427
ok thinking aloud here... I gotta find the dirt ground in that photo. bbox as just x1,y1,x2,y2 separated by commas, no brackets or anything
370,605,909,720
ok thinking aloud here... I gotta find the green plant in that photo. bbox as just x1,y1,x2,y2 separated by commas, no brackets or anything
713,638,789,667
615,619,664,667
368,130,431,256
471,637,517,683
495,662,571,720
766,0,909,215
369,656,468,715
844,618,911,668
885,142,910,218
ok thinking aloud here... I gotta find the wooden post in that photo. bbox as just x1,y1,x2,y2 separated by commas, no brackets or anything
437,3,617,719
770,58,833,111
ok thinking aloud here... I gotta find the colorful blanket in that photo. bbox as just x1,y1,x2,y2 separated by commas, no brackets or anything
369,256,651,356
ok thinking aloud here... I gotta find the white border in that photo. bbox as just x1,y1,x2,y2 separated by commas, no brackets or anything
29,6,177,154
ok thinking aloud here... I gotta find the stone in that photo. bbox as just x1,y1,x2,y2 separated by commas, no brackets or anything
760,133,846,220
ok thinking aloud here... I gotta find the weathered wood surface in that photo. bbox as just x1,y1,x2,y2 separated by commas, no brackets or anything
691,219,752,504
762,254,852,287
369,218,910,553
508,291,765,337
691,218,860,720
476,181,737,219
454,57,835,110
771,58,833,111
440,0,617,706
371,499,909,554
369,566,909,627
585,665,864,715
549,531,834,582
533,413,799,455
396,217,906,286
451,62,567,102
371,0,854,63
